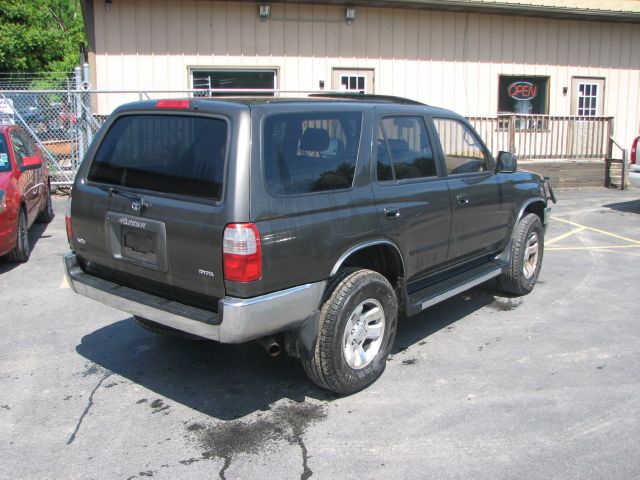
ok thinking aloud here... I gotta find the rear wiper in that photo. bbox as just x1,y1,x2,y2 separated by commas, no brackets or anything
99,185,151,212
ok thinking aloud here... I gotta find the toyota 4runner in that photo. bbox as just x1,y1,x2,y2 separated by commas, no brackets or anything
64,94,554,394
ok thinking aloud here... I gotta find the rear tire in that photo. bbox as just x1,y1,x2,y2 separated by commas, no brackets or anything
302,269,398,395
498,213,544,296
134,316,208,341
6,209,30,263
36,189,55,223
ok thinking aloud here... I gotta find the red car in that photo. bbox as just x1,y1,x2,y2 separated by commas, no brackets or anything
0,124,54,262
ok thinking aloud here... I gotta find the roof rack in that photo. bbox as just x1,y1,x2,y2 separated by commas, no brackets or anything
308,92,426,106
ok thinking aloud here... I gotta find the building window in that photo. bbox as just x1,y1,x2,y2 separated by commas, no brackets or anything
575,81,602,116
331,69,374,94
341,75,366,93
498,75,549,115
191,69,276,96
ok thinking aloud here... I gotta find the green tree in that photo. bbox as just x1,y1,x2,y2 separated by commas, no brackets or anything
0,0,86,80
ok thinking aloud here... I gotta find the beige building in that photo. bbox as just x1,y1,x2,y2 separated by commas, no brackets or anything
80,0,640,160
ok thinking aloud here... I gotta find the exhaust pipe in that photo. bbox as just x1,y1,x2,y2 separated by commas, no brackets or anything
256,336,281,357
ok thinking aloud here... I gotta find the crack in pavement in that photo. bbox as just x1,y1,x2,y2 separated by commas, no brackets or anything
67,372,113,445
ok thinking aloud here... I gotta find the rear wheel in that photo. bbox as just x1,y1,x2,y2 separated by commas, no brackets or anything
498,213,544,296
302,269,398,395
6,209,30,263
134,316,208,341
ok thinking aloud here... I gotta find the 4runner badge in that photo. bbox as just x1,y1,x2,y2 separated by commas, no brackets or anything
118,217,147,229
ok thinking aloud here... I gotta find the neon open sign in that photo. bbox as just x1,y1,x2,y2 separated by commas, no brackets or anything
508,81,538,100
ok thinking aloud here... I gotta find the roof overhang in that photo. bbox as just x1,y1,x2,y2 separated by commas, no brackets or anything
234,0,640,23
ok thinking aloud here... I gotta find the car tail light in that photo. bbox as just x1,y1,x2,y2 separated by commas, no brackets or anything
156,99,190,109
223,223,262,282
631,135,639,165
65,196,74,250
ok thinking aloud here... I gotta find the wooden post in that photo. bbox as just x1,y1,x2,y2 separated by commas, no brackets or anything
508,115,515,154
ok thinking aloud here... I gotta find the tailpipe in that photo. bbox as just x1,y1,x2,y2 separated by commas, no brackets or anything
256,336,281,357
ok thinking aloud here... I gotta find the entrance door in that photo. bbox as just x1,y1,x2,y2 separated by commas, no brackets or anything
570,78,605,157
331,69,374,94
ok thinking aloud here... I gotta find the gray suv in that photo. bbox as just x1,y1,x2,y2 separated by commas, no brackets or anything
64,94,553,394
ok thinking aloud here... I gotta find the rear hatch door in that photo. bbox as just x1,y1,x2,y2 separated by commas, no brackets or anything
71,102,250,310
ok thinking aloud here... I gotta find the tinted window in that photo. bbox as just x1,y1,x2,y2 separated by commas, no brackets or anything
263,112,362,195
0,136,10,172
89,115,227,200
10,131,31,169
433,118,490,175
377,116,436,181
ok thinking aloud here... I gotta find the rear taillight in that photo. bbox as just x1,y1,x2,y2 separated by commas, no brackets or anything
65,196,74,250
223,223,262,282
631,135,639,165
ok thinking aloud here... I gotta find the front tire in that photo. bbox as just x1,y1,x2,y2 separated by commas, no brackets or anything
6,209,30,263
302,269,398,395
498,213,544,296
36,189,55,223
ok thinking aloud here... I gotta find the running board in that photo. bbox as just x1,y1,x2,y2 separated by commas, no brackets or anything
406,263,503,316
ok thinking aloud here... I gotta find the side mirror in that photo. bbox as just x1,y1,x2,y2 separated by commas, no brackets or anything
21,155,42,170
496,151,517,173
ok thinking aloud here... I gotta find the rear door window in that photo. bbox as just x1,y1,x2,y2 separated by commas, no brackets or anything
89,115,227,200
263,111,362,195
376,116,437,181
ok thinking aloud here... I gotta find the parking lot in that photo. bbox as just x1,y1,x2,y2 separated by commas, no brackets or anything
1,188,639,479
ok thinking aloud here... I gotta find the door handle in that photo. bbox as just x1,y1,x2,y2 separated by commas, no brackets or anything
384,207,400,218
456,195,470,205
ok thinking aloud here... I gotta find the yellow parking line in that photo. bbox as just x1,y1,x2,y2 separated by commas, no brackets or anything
547,245,640,251
551,217,640,245
59,276,70,289
546,226,586,245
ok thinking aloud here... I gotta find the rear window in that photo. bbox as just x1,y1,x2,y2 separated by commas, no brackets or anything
263,111,362,195
88,115,227,200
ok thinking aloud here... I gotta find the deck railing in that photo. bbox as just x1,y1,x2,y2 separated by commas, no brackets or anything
467,115,613,161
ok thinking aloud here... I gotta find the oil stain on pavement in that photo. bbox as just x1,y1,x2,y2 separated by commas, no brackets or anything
184,400,327,479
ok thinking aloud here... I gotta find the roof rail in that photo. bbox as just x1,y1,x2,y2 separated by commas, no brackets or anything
308,92,426,106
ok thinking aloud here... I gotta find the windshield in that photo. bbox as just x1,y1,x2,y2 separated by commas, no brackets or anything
88,114,228,200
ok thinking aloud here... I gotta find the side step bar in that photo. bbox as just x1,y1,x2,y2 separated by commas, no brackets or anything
406,263,503,316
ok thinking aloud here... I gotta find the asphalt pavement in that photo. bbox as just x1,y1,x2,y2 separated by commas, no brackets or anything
1,188,639,479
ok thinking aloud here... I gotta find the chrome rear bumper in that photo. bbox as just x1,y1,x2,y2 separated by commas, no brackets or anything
64,253,325,343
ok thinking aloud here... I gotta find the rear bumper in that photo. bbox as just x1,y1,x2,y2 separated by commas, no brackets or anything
64,253,326,343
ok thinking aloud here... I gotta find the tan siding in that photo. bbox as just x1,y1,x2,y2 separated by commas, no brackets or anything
92,0,640,148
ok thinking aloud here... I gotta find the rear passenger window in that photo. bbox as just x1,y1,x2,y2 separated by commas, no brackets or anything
89,115,227,200
376,116,436,181
263,112,362,195
433,118,490,175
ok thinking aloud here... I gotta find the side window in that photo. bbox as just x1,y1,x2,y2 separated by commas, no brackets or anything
432,118,490,175
10,131,27,169
376,116,437,182
263,112,362,195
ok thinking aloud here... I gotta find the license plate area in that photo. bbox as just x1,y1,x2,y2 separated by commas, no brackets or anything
105,212,168,271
